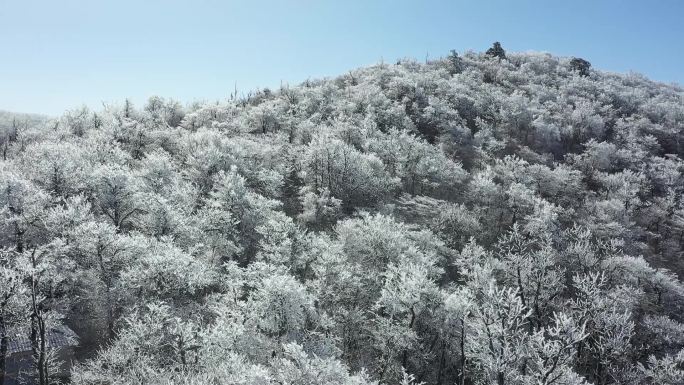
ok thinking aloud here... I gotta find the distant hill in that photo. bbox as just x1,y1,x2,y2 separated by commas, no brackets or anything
0,109,50,130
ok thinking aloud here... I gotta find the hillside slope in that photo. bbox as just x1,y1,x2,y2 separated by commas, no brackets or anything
2,46,684,385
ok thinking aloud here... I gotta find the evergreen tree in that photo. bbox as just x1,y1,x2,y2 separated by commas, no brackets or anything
486,41,506,59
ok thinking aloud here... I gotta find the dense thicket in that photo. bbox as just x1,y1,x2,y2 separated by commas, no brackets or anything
1,48,684,385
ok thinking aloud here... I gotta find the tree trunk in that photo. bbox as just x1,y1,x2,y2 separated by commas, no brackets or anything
0,316,7,385
29,249,48,385
31,312,48,385
402,307,417,369
14,225,23,253
39,317,47,385
436,340,445,385
459,319,467,385
99,250,115,341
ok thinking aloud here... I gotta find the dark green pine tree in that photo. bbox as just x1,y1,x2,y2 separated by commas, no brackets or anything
569,57,591,77
447,49,464,75
486,41,506,60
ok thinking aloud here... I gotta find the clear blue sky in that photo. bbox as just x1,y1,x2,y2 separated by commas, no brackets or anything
1,0,682,116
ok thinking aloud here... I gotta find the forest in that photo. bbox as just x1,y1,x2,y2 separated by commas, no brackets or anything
1,43,684,385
